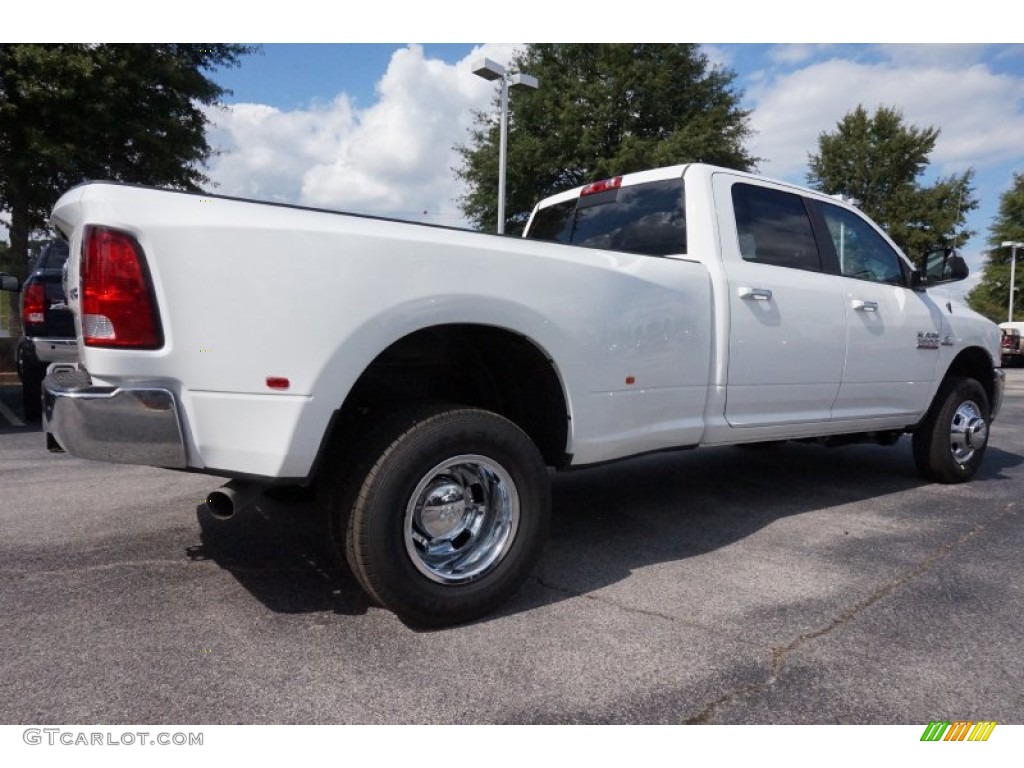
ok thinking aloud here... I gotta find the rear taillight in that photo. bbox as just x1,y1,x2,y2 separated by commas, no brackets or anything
81,226,163,348
22,282,46,325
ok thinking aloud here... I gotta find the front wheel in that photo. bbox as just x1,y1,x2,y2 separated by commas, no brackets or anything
912,377,990,483
326,406,551,628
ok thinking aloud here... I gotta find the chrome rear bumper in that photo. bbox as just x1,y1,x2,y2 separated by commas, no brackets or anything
43,367,187,468
31,337,78,365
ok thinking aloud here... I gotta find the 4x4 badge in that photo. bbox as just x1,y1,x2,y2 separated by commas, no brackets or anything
917,331,941,350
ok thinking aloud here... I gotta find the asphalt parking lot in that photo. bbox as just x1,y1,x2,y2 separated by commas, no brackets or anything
0,373,1021,724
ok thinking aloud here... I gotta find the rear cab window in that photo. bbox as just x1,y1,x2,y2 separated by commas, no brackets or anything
525,177,686,257
39,240,70,270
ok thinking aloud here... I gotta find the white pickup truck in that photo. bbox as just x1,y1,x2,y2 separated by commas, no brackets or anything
43,163,1004,627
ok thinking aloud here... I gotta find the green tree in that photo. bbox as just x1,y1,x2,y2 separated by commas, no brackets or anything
806,105,976,264
0,44,253,278
967,172,1024,323
456,44,757,234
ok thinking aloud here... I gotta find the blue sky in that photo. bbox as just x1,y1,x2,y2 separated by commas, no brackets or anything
214,45,478,109
199,42,1024,295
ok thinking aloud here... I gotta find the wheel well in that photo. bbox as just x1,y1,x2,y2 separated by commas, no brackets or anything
944,347,997,407
335,325,570,467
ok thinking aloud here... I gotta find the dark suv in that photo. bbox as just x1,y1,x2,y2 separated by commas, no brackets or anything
16,240,77,420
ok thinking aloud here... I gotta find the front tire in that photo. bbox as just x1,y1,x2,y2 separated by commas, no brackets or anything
912,376,990,483
324,405,551,628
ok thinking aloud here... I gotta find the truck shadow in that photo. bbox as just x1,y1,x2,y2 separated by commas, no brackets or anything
184,439,1023,628
185,494,370,617
510,439,1023,619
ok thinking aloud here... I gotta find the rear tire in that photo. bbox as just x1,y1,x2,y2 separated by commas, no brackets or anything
912,377,990,483
321,405,550,627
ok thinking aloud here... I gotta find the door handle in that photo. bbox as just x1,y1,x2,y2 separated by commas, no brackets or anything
851,299,878,312
738,287,773,301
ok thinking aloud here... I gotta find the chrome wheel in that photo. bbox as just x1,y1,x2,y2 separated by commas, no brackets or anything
334,406,550,627
949,400,988,466
914,377,990,484
404,454,520,584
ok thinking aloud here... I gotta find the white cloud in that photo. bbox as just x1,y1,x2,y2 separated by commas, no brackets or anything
748,57,1024,182
873,44,992,69
767,44,830,66
203,43,522,227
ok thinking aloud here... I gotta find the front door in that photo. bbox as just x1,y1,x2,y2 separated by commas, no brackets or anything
814,201,943,419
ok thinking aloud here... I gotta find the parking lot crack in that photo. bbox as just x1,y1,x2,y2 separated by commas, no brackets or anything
0,546,359,586
684,501,1017,724
531,575,745,637
0,558,337,578
0,558,201,578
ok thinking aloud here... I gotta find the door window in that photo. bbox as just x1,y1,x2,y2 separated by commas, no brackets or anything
818,203,905,285
731,184,822,271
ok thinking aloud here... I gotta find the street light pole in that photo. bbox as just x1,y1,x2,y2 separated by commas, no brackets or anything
472,59,539,235
1002,241,1024,322
497,74,509,235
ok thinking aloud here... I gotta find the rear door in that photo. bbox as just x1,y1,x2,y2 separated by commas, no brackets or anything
712,175,847,428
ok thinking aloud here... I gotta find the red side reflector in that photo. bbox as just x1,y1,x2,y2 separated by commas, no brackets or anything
81,226,163,348
581,176,622,197
266,377,290,390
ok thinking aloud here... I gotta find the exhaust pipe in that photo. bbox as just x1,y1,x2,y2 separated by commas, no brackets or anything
204,480,265,520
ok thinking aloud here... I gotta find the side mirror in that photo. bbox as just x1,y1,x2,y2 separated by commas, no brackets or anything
0,273,20,292
921,247,969,285
945,254,969,281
